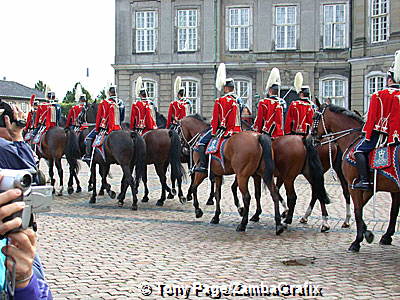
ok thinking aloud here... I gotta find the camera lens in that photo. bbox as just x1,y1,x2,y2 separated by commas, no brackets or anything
20,174,32,188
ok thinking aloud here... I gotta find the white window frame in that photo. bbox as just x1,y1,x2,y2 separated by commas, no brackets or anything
370,0,390,43
234,78,252,113
177,9,198,52
319,75,348,108
227,7,251,52
274,5,297,50
323,4,347,49
364,71,386,112
20,102,27,113
133,78,158,107
135,11,158,53
182,79,201,114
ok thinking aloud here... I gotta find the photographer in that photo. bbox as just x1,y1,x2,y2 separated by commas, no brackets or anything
0,105,52,299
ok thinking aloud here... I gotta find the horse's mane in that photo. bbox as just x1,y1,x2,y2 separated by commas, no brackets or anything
188,113,207,122
327,104,364,124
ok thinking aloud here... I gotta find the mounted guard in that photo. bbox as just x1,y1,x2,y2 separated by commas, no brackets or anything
130,76,157,135
83,84,122,162
166,76,191,130
253,67,284,138
353,50,400,190
284,72,315,136
31,88,57,144
24,95,39,142
194,63,242,173
66,83,88,133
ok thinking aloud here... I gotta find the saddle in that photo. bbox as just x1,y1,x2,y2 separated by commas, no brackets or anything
93,130,107,148
32,126,46,145
24,130,33,142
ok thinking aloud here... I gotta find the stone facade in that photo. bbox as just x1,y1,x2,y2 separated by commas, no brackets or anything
114,0,399,118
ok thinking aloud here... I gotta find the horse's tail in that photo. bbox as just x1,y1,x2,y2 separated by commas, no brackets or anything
168,129,185,182
131,131,147,184
64,128,81,175
258,134,274,185
304,136,330,204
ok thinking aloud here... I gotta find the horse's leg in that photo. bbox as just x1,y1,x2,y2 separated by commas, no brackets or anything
319,199,330,233
48,159,55,194
117,174,128,207
102,164,116,199
164,163,175,200
88,171,94,192
98,164,105,196
236,175,250,232
67,165,74,195
206,175,215,206
380,192,400,245
210,176,223,224
250,175,262,222
176,173,186,204
299,189,317,224
141,166,150,203
188,172,207,218
276,177,289,218
267,181,285,235
89,163,97,204
186,172,194,201
283,180,297,225
73,171,82,193
231,177,243,216
336,167,352,228
348,190,374,252
55,158,64,196
155,163,168,206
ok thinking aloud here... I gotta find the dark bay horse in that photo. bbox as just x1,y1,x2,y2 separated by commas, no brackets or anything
312,104,399,252
189,131,285,234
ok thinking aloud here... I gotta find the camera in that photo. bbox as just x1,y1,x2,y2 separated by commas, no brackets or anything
0,169,53,236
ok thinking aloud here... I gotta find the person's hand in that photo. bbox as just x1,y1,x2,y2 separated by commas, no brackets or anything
5,105,25,142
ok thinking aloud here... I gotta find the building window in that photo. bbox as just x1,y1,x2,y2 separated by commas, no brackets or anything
371,0,389,43
322,78,346,107
228,7,250,51
323,4,346,48
177,9,198,52
182,80,199,114
21,102,27,113
235,80,252,112
365,74,386,111
275,6,297,50
135,11,157,53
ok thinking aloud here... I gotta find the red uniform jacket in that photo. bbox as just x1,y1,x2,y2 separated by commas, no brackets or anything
25,110,36,130
95,98,122,134
211,94,242,137
253,97,284,138
34,103,56,131
166,99,190,128
66,104,84,127
130,100,157,134
284,98,314,135
363,86,400,145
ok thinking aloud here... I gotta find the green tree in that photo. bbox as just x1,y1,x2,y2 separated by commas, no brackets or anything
97,89,106,100
34,80,47,92
63,82,92,103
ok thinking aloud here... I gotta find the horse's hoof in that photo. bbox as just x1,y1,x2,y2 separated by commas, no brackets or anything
67,187,74,195
379,235,392,245
141,196,149,203
341,222,350,228
281,210,288,219
52,189,55,195
57,191,63,197
284,217,293,225
109,191,116,199
348,242,360,253
238,207,244,217
98,190,105,196
76,186,82,193
250,215,260,222
179,197,186,204
89,196,96,204
321,225,330,233
195,208,203,218
206,199,214,206
171,188,177,196
88,185,93,192
299,217,308,224
210,217,219,224
236,224,247,232
364,230,374,244
156,200,164,206
118,200,124,208
276,224,285,236
131,204,138,211
187,194,193,201
167,193,174,199
117,193,124,201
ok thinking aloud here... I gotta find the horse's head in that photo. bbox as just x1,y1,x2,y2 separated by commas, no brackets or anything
311,103,330,142
180,114,209,141
156,111,167,128
85,102,98,123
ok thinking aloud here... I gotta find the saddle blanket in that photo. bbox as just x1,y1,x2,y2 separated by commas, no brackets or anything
345,142,400,188
194,134,228,167
92,132,108,161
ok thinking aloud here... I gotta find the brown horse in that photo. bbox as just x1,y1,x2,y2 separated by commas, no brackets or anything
312,104,400,252
188,131,285,234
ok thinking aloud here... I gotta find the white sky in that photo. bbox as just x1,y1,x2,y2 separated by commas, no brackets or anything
0,0,115,100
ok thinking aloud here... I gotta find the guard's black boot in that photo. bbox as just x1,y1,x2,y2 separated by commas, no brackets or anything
82,139,93,163
194,145,208,173
353,152,371,190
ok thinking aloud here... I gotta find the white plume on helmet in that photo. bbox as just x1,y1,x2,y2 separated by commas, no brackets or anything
75,83,83,102
174,76,183,97
294,72,304,93
216,63,226,92
135,76,143,98
394,50,400,83
266,68,281,91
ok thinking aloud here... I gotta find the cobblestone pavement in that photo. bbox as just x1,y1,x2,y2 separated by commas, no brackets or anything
36,161,399,299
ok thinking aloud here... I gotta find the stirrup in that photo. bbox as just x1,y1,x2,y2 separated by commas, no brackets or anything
351,179,371,191
194,166,207,173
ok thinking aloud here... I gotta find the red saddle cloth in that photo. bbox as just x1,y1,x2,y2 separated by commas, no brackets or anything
205,136,228,165
346,143,400,188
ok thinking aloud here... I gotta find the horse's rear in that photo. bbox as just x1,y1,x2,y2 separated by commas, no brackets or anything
41,127,66,160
